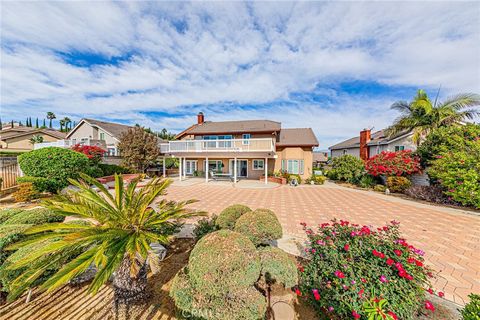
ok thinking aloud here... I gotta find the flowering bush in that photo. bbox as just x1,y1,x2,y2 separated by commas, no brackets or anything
71,144,106,164
365,150,421,177
298,219,438,320
428,139,480,209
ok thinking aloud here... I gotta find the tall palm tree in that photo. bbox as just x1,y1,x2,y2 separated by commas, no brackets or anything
63,117,72,132
46,112,56,129
385,89,480,145
59,119,65,132
4,174,202,304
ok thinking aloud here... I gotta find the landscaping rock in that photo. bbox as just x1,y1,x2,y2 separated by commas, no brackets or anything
69,264,97,285
149,242,167,261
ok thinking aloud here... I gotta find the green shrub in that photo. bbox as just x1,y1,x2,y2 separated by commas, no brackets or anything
193,215,219,241
386,176,412,193
234,208,283,246
417,124,480,166
287,173,302,184
98,163,131,176
170,230,267,320
16,176,57,194
216,204,252,230
462,293,480,320
3,208,65,225
83,166,104,178
18,147,90,192
329,155,365,183
12,183,38,202
428,143,480,208
258,246,298,288
0,209,22,224
374,184,387,193
299,219,434,320
357,174,377,188
0,224,31,263
306,175,326,185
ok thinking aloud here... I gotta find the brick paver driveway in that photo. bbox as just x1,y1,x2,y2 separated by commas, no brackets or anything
164,181,480,305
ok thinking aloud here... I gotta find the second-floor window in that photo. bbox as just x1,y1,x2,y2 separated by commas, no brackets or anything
100,132,105,140
203,135,232,148
395,146,405,151
242,133,251,145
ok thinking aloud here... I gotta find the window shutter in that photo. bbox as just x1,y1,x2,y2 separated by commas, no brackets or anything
281,160,285,171
300,160,304,175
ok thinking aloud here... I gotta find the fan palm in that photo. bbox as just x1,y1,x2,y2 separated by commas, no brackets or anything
46,112,56,128
385,89,480,145
4,174,202,303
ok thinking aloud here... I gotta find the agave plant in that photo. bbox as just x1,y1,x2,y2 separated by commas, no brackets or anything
4,174,201,303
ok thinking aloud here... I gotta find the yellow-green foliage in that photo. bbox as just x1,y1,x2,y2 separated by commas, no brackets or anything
386,176,412,193
234,208,283,246
258,246,298,288
216,204,252,230
12,183,38,203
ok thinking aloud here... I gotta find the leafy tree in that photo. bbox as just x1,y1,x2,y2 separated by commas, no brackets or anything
46,112,56,129
328,155,365,183
29,135,44,145
118,126,161,172
386,89,480,145
3,174,201,303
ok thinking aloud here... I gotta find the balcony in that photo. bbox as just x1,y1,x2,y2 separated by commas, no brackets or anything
34,139,106,150
160,138,275,154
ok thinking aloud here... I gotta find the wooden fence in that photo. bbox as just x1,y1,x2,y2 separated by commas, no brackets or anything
0,162,19,190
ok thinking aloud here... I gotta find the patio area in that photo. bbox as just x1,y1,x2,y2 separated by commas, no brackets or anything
170,177,281,189
164,181,480,306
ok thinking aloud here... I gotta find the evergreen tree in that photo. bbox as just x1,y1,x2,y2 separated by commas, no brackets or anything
42,119,46,128
36,118,39,128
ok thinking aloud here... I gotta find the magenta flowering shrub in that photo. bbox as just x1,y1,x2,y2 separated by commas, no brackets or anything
297,219,441,320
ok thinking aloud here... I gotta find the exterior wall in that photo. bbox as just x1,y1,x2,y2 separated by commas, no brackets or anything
2,133,59,151
274,147,313,179
331,147,360,159
68,122,119,154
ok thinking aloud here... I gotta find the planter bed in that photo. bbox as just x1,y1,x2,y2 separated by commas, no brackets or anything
260,176,287,184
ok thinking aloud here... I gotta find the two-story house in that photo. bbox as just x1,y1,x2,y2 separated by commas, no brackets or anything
160,113,319,183
329,128,415,160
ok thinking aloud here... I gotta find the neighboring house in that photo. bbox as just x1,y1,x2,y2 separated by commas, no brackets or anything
329,128,415,160
35,118,134,157
312,151,329,167
161,112,319,183
0,126,66,152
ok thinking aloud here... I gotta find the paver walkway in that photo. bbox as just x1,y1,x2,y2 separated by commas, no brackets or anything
165,181,480,306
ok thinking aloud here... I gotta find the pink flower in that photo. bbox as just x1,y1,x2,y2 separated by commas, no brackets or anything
352,310,361,319
394,249,402,256
344,243,350,251
312,289,320,301
361,278,367,283
358,289,364,298
425,300,435,312
311,248,316,254
380,275,388,283
328,306,334,312
386,258,395,266
317,240,326,246
438,292,444,298
334,270,345,279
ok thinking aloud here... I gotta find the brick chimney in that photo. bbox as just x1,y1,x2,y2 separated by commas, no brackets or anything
197,112,204,124
359,129,371,160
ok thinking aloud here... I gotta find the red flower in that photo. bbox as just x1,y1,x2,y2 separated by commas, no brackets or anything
394,249,402,257
344,243,350,251
425,300,435,312
352,310,361,319
386,258,395,266
438,292,444,298
387,311,398,320
415,260,423,267
295,288,302,296
312,289,320,301
358,289,364,298
361,278,367,283
427,288,433,294
407,257,415,264
334,270,345,279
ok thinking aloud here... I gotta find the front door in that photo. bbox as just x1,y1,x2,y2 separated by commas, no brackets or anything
185,160,197,175
229,160,248,177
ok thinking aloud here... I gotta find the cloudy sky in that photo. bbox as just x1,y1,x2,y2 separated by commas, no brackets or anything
1,1,479,149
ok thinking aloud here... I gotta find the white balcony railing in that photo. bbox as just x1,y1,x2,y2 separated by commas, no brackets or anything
160,138,275,153
34,139,76,150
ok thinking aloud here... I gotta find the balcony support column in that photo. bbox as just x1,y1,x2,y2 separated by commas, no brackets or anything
265,157,268,184
183,157,187,179
205,158,209,183
178,157,182,181
162,157,166,178
234,157,237,185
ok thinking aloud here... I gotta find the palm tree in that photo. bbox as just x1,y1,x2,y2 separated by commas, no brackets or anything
46,112,56,129
29,135,44,145
59,119,65,132
385,89,480,145
63,117,72,132
4,174,202,304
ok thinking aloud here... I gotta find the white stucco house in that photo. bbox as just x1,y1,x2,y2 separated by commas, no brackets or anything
329,128,416,160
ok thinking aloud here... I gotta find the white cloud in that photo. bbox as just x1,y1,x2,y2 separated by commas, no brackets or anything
1,1,479,148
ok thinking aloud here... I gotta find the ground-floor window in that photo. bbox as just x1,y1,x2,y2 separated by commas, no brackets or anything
252,159,264,170
395,145,405,151
208,160,223,173
281,159,304,175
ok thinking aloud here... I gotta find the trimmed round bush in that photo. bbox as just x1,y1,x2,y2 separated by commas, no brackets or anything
0,209,22,224
234,208,283,246
3,208,65,225
171,267,266,320
258,246,298,288
18,147,90,192
188,230,260,297
216,204,251,230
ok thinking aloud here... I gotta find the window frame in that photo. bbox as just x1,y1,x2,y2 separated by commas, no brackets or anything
252,159,265,170
394,145,405,151
242,133,251,145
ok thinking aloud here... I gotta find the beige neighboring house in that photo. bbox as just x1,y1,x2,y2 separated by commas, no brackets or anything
160,112,319,183
63,118,133,156
329,128,415,160
0,126,66,152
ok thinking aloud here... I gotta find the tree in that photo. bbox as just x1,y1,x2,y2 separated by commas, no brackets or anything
59,119,65,132
63,117,71,132
3,174,201,303
385,89,480,145
46,112,56,129
42,119,46,128
35,118,39,128
118,126,161,172
29,135,44,145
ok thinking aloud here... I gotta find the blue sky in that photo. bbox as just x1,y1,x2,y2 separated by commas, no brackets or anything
1,1,479,149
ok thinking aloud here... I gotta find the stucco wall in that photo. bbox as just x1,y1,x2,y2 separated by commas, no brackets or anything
181,157,274,179
2,133,59,151
274,147,313,179
69,122,118,147
331,147,360,159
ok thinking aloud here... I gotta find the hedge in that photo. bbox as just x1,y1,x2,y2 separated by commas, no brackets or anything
2,208,65,225
234,208,283,246
216,204,252,230
258,246,298,288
